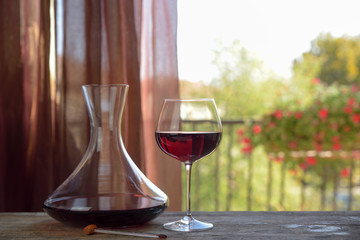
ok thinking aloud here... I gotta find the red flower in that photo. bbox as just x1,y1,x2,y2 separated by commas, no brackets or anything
348,98,356,106
306,156,317,166
332,142,341,150
274,110,283,119
253,125,262,134
314,132,325,141
241,138,253,154
341,168,350,178
344,125,351,132
299,163,307,171
294,111,302,120
318,108,328,120
352,114,360,124
237,129,244,137
274,156,284,163
289,141,298,149
243,138,251,144
332,136,340,142
344,106,353,114
351,85,359,92
312,77,320,85
242,146,253,154
268,122,276,128
353,151,360,159
314,142,322,151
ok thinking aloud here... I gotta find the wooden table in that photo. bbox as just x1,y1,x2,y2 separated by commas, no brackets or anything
1,211,360,239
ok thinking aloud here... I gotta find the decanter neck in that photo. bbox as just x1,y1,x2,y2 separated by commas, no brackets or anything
82,84,129,143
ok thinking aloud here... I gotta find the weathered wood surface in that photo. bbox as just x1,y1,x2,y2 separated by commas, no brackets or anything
1,211,360,239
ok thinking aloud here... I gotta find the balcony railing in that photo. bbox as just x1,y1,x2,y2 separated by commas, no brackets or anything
185,119,360,211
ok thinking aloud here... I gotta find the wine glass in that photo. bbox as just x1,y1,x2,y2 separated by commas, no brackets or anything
155,98,222,232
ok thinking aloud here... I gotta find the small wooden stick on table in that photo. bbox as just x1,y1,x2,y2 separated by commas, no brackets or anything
83,224,167,239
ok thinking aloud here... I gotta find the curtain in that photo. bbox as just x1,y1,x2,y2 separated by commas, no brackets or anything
0,0,181,212
141,0,182,210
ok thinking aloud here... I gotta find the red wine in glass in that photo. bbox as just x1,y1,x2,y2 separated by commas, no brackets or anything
155,132,221,163
155,98,222,232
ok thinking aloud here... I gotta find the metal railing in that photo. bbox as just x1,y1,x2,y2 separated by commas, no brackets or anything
186,119,360,211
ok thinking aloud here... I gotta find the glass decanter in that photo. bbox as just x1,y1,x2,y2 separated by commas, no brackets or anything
43,84,168,228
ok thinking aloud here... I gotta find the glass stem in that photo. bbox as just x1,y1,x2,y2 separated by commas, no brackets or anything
185,163,192,217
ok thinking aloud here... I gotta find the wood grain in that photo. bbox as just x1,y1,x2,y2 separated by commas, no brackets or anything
1,211,359,239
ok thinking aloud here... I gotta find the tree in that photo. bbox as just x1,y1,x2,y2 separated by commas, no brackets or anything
293,33,360,86
209,40,285,119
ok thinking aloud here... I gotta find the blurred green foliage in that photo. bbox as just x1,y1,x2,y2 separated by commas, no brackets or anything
180,34,360,211
294,33,360,86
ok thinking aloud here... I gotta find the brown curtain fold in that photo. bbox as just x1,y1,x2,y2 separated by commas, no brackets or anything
101,0,144,169
0,0,181,212
0,0,53,211
141,0,182,210
0,0,27,211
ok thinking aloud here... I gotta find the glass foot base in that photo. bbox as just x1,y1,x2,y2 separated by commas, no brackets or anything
163,215,213,232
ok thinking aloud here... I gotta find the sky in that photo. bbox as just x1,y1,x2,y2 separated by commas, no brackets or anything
177,0,360,84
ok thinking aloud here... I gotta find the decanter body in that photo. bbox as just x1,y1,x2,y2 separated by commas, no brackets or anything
43,84,168,227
